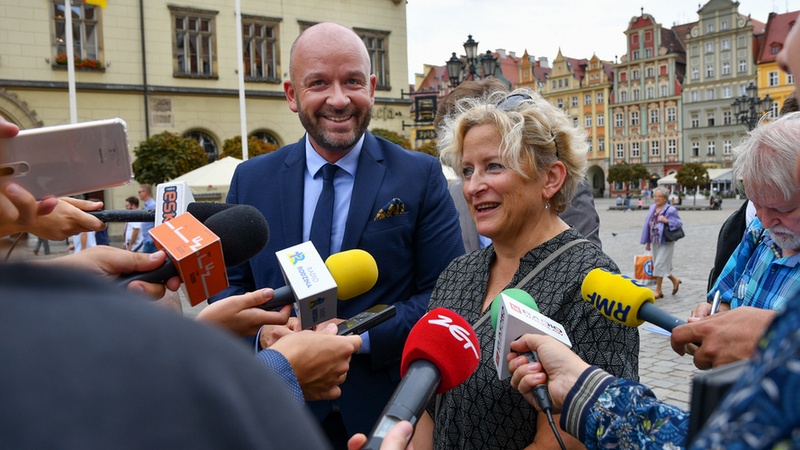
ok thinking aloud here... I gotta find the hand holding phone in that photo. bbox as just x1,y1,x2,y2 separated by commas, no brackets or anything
337,305,396,336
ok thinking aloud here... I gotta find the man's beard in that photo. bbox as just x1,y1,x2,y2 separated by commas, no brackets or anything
297,101,372,153
769,225,800,250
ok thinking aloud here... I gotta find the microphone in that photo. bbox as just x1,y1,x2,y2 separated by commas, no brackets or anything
257,248,379,327
362,308,480,450
87,202,233,223
116,204,269,304
581,268,686,331
489,289,555,413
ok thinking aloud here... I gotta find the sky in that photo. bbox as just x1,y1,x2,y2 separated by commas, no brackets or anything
406,0,800,85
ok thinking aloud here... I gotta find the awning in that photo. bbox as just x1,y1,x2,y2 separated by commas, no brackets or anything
657,174,677,185
656,168,732,185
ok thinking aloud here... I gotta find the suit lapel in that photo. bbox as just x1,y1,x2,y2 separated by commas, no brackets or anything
279,140,306,245
343,134,385,250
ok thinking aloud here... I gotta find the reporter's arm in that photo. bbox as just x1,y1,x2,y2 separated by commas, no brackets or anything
43,246,180,299
196,289,292,337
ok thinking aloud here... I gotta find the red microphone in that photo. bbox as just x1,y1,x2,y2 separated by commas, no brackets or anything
363,308,480,449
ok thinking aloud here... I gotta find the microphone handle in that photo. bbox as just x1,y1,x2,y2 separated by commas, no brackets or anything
521,351,554,411
639,302,686,332
88,210,155,222
256,285,296,310
363,359,440,450
116,259,177,286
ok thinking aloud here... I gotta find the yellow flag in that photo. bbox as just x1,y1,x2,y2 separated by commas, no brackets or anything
84,0,106,8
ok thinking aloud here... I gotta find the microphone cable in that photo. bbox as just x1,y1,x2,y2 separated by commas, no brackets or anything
523,352,566,450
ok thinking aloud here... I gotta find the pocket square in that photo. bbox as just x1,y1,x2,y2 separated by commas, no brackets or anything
374,198,406,220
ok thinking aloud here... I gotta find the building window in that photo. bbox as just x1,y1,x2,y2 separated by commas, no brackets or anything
650,140,660,156
661,85,668,97
597,92,604,104
357,28,390,89
691,114,699,128
585,94,591,105
573,117,579,127
52,1,101,66
633,90,640,101
707,112,715,126
633,50,639,60
615,143,625,159
739,60,747,73
631,111,639,125
633,70,640,79
251,130,280,146
723,140,732,155
645,48,652,58
722,62,731,74
707,141,716,156
768,71,779,86
708,23,715,33
789,74,795,84
706,42,714,53
552,80,557,89
647,67,654,77
647,87,654,99
597,114,604,126
691,91,699,102
557,98,563,108
585,115,592,127
721,20,728,30
668,139,677,155
620,91,627,102
770,102,779,118
692,67,700,79
185,130,219,162
723,86,731,98
598,138,604,151
631,142,640,157
242,16,280,81
171,7,217,77
706,88,715,100
723,110,732,125
649,109,659,124
772,45,781,55
706,65,714,77
615,113,623,127
692,141,700,157
572,96,578,107
667,107,676,122
722,39,730,50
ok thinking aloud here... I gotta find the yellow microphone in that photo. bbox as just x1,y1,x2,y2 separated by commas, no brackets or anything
581,268,685,331
326,249,379,300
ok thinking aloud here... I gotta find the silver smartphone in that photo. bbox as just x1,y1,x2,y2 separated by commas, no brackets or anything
0,118,133,199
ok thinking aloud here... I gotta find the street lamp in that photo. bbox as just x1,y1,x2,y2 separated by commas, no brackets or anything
732,82,773,131
445,35,498,88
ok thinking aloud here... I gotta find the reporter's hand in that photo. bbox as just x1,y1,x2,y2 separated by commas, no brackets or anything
270,323,362,400
196,289,292,337
23,196,105,240
671,306,776,369
508,334,590,413
0,183,59,237
347,421,414,450
47,247,181,299
690,302,713,318
259,317,302,348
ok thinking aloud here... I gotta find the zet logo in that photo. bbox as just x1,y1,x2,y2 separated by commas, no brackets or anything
288,251,305,265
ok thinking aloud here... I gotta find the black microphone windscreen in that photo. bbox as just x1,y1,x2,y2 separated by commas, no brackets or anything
186,202,235,224
203,204,269,266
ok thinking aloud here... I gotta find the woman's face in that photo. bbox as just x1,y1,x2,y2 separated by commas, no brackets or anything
460,123,546,244
654,191,667,206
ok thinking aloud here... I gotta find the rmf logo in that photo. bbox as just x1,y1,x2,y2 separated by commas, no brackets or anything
289,251,305,266
161,186,179,222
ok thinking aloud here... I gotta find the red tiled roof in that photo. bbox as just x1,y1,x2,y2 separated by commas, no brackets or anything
758,11,800,63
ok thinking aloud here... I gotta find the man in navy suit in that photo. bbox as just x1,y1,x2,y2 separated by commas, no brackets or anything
212,22,464,447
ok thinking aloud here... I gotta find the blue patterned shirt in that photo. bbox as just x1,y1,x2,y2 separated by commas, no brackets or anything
709,217,800,311
561,294,800,449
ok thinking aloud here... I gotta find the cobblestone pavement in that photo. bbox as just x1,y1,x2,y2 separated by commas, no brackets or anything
4,195,744,411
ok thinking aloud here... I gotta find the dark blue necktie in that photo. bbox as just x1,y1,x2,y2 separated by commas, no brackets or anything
309,163,339,259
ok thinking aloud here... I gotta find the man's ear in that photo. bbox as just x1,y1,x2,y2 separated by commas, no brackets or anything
284,80,299,113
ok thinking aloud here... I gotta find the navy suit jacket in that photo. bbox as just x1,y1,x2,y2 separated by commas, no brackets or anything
212,131,464,433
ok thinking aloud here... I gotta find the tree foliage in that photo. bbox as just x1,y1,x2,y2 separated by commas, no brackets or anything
607,162,649,196
219,136,279,160
416,140,438,157
676,163,710,206
132,132,208,185
371,128,411,150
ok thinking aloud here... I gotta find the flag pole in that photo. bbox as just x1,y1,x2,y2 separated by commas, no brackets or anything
235,0,249,161
65,0,78,124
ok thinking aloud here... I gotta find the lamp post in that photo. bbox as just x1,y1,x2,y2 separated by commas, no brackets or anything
731,82,773,131
445,35,498,88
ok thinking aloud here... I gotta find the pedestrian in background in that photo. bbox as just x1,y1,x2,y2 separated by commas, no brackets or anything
641,185,682,298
